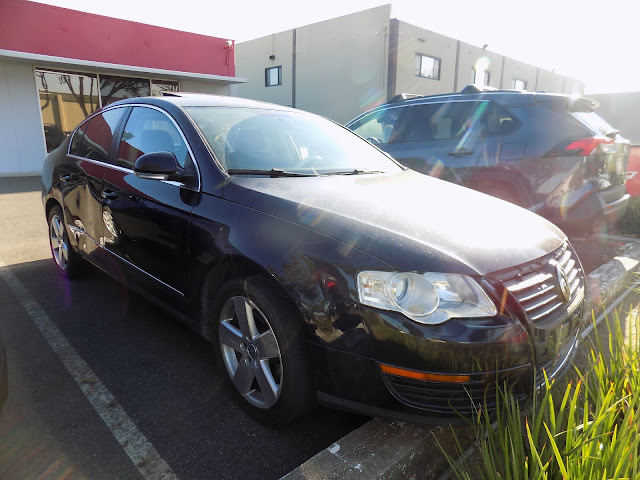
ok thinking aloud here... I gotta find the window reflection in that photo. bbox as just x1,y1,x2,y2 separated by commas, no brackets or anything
151,80,179,96
100,75,151,106
35,70,181,152
36,70,99,152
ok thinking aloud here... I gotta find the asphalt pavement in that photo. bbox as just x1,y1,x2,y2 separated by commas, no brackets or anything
0,176,367,480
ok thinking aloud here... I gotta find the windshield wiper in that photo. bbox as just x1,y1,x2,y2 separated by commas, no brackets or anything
226,168,318,177
326,169,385,175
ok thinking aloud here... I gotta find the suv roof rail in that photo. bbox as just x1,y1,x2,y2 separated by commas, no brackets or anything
388,93,423,103
460,84,499,94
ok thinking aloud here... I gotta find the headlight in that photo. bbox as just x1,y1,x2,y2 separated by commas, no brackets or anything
357,271,497,325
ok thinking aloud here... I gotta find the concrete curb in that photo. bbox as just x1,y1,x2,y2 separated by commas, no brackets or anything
283,240,640,480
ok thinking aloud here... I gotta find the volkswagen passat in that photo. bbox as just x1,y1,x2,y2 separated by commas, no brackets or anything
42,94,585,424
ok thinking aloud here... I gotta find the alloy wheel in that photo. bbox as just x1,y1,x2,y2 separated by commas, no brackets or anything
219,296,283,409
49,214,69,271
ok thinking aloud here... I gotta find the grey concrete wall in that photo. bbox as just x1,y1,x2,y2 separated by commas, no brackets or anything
588,92,640,144
179,79,231,96
393,20,456,96
0,61,47,175
500,58,537,90
235,30,294,107
535,68,565,93
295,5,390,123
456,42,503,90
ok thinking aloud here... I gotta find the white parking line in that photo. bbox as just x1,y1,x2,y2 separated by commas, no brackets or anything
0,259,178,480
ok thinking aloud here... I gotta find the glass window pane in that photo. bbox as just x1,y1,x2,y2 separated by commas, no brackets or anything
151,80,180,97
35,70,99,152
266,67,281,87
350,107,405,145
420,56,433,78
185,106,402,174
399,102,486,143
117,107,189,169
78,108,126,163
100,75,151,106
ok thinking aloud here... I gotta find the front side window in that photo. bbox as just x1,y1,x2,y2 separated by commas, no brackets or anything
512,79,527,90
265,66,282,87
117,107,190,169
349,107,406,145
76,108,125,162
414,54,441,80
185,107,402,175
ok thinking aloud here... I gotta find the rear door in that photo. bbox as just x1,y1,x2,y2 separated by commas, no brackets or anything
386,100,486,184
100,105,198,306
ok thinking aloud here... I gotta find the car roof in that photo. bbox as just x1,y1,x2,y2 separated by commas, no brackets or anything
110,93,300,112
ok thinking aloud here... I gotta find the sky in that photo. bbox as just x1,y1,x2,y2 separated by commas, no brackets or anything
30,0,640,94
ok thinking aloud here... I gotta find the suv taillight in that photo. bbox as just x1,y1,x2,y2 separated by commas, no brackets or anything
564,137,614,155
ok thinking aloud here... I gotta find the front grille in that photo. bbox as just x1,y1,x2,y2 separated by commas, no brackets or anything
381,373,498,415
500,243,584,326
494,241,585,384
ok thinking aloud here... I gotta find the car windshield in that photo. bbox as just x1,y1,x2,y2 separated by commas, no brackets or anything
184,106,402,175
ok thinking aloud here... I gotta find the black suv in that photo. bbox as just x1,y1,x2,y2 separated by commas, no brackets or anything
346,85,630,235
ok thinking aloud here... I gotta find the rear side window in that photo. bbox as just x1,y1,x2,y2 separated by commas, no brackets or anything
349,107,406,145
76,108,125,163
398,101,485,143
483,103,520,136
117,107,190,170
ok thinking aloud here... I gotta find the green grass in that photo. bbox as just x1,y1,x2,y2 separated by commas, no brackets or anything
439,307,640,480
617,196,640,236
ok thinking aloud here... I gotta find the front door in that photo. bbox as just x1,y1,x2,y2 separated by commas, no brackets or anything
101,106,197,305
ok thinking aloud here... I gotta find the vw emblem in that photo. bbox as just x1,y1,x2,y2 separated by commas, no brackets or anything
556,264,571,302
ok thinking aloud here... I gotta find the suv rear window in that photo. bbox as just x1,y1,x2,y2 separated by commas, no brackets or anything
572,111,616,136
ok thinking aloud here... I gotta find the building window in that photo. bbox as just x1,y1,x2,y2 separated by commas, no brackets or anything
473,69,490,86
35,69,181,151
414,54,441,80
512,79,527,90
265,66,282,87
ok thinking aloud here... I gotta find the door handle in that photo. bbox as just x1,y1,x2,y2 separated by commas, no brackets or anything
448,149,475,157
101,190,118,199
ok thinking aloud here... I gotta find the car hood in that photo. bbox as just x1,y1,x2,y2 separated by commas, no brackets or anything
223,170,566,275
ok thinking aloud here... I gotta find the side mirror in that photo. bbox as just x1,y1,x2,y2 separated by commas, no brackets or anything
134,151,178,180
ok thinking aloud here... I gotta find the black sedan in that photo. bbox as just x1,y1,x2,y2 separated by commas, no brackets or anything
42,94,585,424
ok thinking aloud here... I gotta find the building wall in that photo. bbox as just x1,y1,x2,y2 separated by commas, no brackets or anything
0,61,47,175
295,5,390,123
235,31,294,107
588,92,640,144
236,5,391,123
456,42,504,90
500,58,537,90
535,68,565,93
180,79,231,96
235,6,585,122
1,0,235,77
393,20,456,96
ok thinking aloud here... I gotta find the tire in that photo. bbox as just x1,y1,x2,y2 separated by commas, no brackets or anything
47,205,82,278
207,276,315,424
